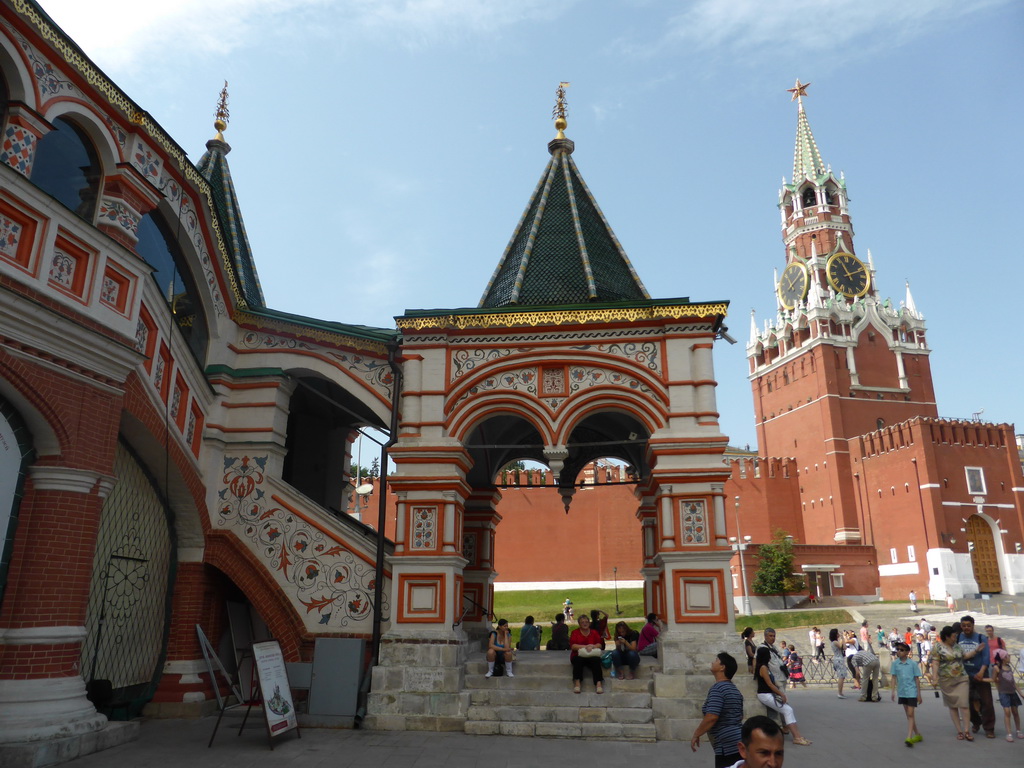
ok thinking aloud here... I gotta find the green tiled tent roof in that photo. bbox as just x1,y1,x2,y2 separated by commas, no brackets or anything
479,137,649,308
792,103,825,183
197,137,265,308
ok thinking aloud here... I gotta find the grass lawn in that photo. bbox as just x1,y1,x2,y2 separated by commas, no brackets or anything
493,588,646,645
733,608,853,632
493,587,644,623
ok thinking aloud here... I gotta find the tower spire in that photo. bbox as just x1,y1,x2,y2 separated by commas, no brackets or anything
552,81,570,140
213,81,229,141
905,280,919,317
788,79,825,183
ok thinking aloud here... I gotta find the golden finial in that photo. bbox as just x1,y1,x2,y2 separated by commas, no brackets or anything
552,81,570,139
214,81,230,140
787,79,810,108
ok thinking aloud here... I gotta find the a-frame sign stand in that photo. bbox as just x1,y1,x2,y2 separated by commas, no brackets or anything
238,639,300,749
198,623,245,748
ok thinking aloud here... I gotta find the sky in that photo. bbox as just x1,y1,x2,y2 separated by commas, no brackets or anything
34,0,1024,451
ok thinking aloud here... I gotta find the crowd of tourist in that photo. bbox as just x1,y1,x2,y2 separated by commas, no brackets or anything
482,603,1024,753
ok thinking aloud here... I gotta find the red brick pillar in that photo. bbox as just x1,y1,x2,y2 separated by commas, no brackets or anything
0,466,113,743
146,559,228,717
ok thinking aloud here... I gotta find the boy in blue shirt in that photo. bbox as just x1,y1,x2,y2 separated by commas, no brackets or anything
890,642,923,746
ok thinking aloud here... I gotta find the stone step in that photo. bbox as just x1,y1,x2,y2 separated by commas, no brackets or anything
462,650,659,741
467,703,653,724
465,674,651,693
465,654,657,677
469,688,652,709
464,720,657,741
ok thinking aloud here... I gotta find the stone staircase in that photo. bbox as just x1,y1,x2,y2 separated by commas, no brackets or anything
463,650,658,741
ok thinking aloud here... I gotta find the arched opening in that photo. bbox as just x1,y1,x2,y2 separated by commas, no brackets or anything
31,116,101,221
80,439,176,720
462,410,649,601
282,375,384,514
135,211,209,365
463,414,546,490
801,187,816,208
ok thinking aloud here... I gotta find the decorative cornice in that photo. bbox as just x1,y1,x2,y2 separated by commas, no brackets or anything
29,466,115,495
0,625,87,644
234,312,391,356
399,303,728,332
0,288,143,388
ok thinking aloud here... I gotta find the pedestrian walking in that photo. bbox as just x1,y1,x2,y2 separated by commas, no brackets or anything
890,642,923,747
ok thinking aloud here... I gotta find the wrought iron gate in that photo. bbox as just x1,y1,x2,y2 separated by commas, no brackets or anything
80,441,176,718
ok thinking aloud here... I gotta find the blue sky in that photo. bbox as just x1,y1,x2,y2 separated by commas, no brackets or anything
39,0,1023,450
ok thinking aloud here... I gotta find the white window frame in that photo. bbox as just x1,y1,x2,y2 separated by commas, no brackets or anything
831,573,845,589
890,547,898,564
965,467,986,495
907,545,916,562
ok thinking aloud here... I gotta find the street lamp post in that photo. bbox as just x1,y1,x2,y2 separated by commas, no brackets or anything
613,567,621,615
732,496,753,616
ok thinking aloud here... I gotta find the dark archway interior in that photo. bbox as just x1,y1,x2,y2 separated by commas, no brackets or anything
282,375,386,513
463,411,649,491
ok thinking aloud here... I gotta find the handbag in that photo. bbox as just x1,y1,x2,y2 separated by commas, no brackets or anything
578,647,603,658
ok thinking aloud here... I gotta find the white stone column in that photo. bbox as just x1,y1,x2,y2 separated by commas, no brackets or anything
660,488,675,549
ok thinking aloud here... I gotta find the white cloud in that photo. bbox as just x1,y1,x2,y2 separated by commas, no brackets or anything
622,0,1009,59
38,0,560,71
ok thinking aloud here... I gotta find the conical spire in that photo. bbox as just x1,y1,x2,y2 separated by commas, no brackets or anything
905,281,919,317
788,79,826,183
479,85,649,308
748,309,758,346
197,82,264,307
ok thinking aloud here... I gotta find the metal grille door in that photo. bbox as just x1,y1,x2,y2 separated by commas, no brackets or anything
80,442,175,717
967,515,1002,594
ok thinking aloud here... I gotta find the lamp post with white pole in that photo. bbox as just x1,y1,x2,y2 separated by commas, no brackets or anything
731,495,753,616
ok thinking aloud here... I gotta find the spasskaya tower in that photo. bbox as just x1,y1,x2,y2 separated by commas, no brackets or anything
746,81,938,546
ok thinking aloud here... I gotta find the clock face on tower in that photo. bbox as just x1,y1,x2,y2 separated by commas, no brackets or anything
825,252,870,297
777,262,809,310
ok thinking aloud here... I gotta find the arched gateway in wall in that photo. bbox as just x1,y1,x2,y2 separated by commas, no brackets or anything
365,109,743,737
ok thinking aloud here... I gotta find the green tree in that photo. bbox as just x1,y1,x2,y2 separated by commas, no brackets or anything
351,460,379,482
751,530,805,609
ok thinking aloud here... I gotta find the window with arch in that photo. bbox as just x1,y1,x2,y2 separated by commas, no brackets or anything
823,187,835,205
30,116,101,221
135,211,209,364
801,187,816,208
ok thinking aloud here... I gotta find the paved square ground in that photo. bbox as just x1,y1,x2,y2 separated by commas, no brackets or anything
68,686,1021,768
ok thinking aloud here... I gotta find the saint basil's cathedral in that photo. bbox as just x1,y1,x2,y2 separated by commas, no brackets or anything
0,0,1021,761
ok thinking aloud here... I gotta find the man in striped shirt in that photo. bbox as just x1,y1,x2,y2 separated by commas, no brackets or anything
691,652,745,768
852,646,881,702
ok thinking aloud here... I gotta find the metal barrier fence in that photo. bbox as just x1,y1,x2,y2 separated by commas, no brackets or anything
774,651,1024,687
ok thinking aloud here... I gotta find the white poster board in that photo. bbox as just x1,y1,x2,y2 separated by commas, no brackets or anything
252,640,299,741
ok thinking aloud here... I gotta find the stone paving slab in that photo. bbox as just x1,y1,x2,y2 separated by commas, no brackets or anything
64,686,1021,768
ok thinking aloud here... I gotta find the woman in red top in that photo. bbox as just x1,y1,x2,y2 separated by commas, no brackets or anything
570,613,605,694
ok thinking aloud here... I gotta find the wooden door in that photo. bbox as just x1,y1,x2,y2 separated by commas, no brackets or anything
967,515,1002,593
